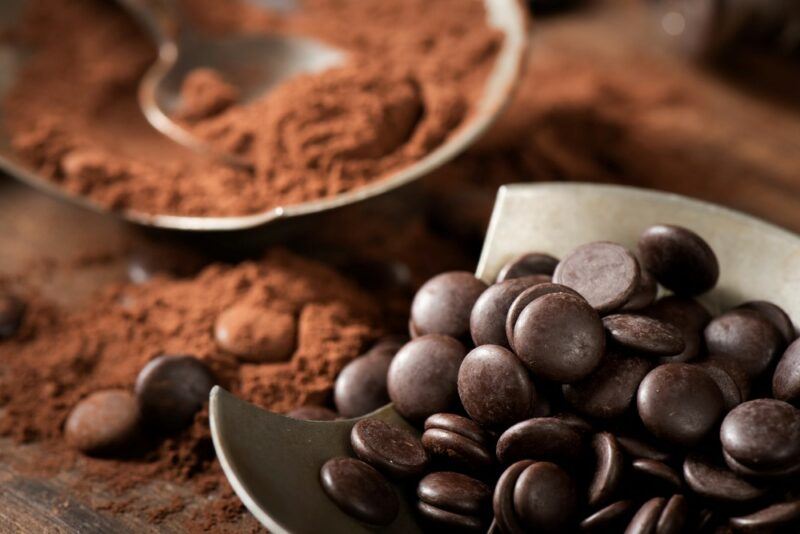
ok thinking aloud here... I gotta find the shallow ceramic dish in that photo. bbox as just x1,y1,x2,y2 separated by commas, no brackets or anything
0,0,528,231
210,183,800,532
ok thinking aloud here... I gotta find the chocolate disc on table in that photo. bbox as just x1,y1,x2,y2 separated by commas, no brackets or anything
553,241,640,312
563,350,653,420
387,335,465,421
683,454,767,503
0,293,25,339
410,271,488,339
773,338,800,404
470,277,544,347
334,350,393,418
496,252,559,282
505,282,580,351
704,309,783,377
496,417,583,465
350,418,428,479
319,457,398,526
645,296,712,363
134,354,216,432
588,432,624,508
64,389,140,455
637,224,719,296
738,300,796,346
513,462,577,533
720,399,800,472
457,345,535,428
417,471,491,517
602,314,685,356
513,292,605,383
213,303,296,362
637,363,724,447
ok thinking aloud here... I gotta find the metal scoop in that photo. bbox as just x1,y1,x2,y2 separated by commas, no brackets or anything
0,0,528,231
209,182,800,533
116,0,346,168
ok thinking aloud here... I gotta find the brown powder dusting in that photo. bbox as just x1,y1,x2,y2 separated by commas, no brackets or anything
0,249,381,529
2,0,501,216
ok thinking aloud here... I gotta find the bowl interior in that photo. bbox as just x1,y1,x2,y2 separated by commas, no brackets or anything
477,183,800,325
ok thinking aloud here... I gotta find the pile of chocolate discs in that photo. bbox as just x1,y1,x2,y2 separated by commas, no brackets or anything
318,224,800,533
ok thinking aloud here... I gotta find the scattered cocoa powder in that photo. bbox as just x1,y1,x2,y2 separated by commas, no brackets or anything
0,249,381,530
2,0,501,216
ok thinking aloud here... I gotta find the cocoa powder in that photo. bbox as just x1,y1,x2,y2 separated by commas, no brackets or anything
0,250,381,530
2,0,500,216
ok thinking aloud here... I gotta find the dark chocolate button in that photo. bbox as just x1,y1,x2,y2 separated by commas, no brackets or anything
722,448,800,479
729,500,800,532
417,471,491,517
513,292,605,383
588,432,623,507
580,500,634,531
637,363,724,447
632,459,682,491
738,300,795,346
410,271,488,338
494,460,533,534
505,282,580,351
0,293,25,339
416,502,484,532
554,241,640,312
720,399,800,471
616,434,672,463
470,277,543,347
421,428,494,473
334,351,393,418
287,405,338,421
656,494,688,534
645,296,711,363
496,253,559,282
638,224,718,296
319,457,398,526
697,361,743,410
350,418,427,479
64,389,139,455
457,345,535,428
134,354,215,432
704,309,782,377
213,304,296,362
424,413,491,446
625,497,666,534
387,335,465,421
621,268,657,311
773,339,800,405
563,350,653,419
603,314,685,356
496,417,583,465
513,462,577,533
683,454,767,503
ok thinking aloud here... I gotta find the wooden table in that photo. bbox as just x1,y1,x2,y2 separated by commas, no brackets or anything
2,1,799,531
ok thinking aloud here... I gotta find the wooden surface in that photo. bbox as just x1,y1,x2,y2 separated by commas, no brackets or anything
1,1,800,532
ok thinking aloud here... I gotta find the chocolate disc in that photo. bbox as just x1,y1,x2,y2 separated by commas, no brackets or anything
417,471,491,517
470,277,543,347
602,314,685,356
588,432,623,508
319,457,398,526
553,241,640,312
350,418,428,479
773,339,800,404
637,224,718,296
704,309,782,378
410,271,487,338
683,454,767,503
496,417,583,465
496,252,559,282
513,462,577,533
720,399,800,471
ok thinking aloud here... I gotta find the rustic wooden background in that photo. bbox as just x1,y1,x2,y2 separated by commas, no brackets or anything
1,1,799,531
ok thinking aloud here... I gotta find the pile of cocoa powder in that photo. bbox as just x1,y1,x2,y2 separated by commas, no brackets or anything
2,0,500,216
0,250,382,530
